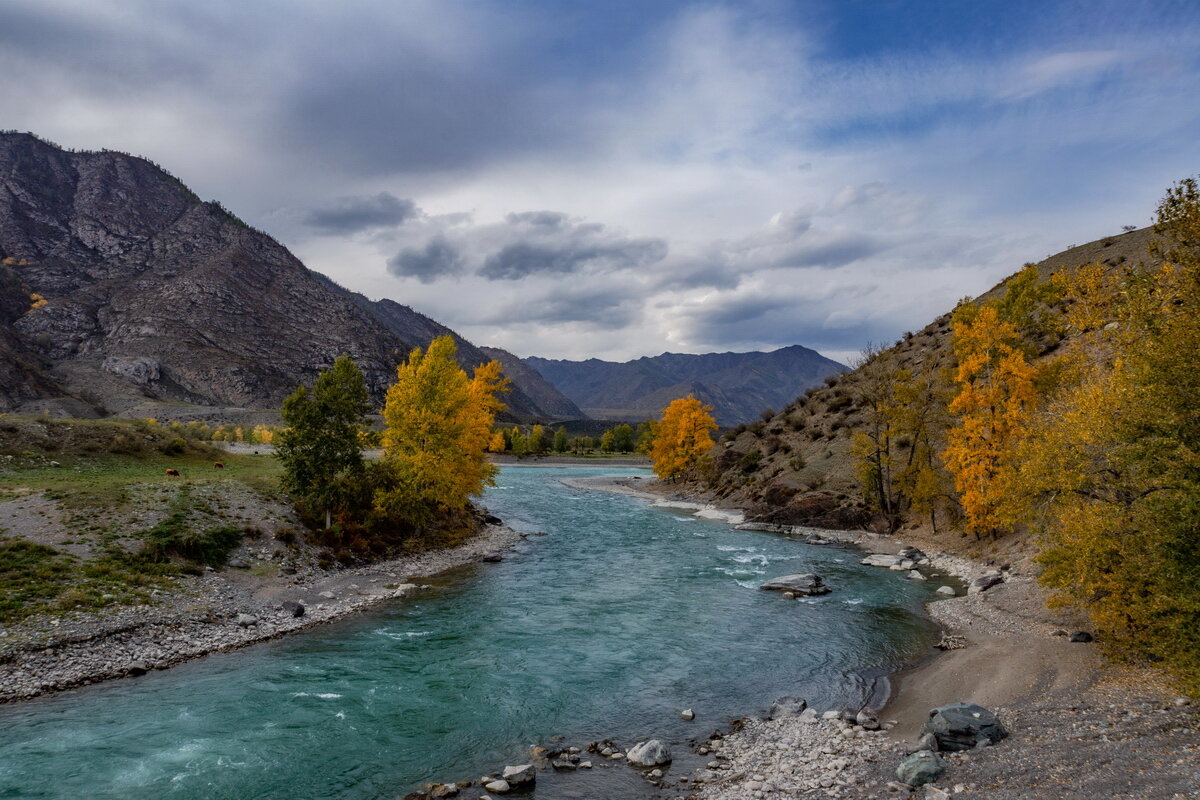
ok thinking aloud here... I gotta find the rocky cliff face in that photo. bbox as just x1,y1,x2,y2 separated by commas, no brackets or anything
525,345,846,426
0,132,548,419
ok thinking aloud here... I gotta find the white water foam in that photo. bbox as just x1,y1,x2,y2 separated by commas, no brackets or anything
375,629,432,640
291,692,344,699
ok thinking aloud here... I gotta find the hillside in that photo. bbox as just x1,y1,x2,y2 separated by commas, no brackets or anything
0,132,552,422
697,226,1162,544
525,345,846,426
479,346,585,421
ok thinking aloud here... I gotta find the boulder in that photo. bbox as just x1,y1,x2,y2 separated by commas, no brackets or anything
968,574,1003,595
282,600,306,618
895,750,945,787
1070,631,1094,643
236,614,258,628
797,707,820,723
483,780,510,794
760,574,830,596
501,764,535,787
769,696,807,719
551,759,576,771
481,554,503,563
908,570,927,581
318,591,336,600
862,554,903,568
126,662,149,677
681,708,695,720
626,740,672,767
921,703,1007,751
935,586,956,597
856,709,881,730
227,558,250,569
429,784,459,798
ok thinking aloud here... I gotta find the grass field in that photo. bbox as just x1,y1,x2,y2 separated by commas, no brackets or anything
0,416,289,622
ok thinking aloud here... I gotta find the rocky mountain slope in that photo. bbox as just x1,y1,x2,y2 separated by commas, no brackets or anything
697,226,1162,534
0,132,554,421
479,346,586,420
525,345,846,426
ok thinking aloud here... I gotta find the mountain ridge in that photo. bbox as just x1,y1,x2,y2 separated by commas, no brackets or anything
0,131,554,421
525,344,846,426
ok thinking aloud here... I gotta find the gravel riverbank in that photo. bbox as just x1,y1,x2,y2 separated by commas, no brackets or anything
0,522,524,703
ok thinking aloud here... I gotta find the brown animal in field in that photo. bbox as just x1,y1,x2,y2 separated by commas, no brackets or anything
165,468,180,476
213,462,224,469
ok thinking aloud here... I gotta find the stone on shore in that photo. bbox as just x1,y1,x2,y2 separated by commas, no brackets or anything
1070,631,1094,643
967,573,1003,594
501,764,535,787
935,586,956,597
921,703,1007,751
626,739,672,767
908,570,927,581
896,750,946,787
236,613,258,628
760,574,830,596
282,600,306,617
769,696,807,719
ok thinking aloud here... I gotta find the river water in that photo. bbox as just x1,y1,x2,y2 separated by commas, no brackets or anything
0,466,938,799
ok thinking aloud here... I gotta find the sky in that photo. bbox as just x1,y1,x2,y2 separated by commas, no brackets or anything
1,0,1198,364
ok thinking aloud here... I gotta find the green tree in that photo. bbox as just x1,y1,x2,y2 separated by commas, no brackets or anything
610,423,634,452
528,424,546,453
552,426,569,453
275,355,371,528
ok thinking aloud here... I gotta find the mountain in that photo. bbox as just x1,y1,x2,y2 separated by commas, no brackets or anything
524,345,847,426
0,132,551,421
479,346,585,420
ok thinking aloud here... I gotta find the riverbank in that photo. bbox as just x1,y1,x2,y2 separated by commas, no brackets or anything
0,521,524,703
490,453,651,467
566,474,1200,799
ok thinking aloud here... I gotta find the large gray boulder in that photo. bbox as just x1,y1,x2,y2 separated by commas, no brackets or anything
501,764,535,787
862,554,904,568
626,740,672,767
895,750,945,786
920,703,1007,751
968,573,1004,595
760,574,830,596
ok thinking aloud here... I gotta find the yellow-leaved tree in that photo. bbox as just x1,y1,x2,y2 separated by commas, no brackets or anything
650,395,717,481
375,336,509,530
942,303,1038,537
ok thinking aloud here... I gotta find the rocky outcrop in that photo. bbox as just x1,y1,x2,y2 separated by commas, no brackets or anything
0,132,553,420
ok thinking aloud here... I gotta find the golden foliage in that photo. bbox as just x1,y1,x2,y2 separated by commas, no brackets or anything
376,336,509,526
650,395,717,481
943,304,1037,536
28,293,46,310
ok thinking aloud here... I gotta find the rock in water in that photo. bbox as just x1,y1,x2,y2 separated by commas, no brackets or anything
483,780,510,794
921,703,1007,751
861,554,904,568
895,750,945,787
626,740,672,767
680,708,695,720
501,764,535,787
760,574,830,595
429,784,459,798
935,585,956,597
768,696,807,719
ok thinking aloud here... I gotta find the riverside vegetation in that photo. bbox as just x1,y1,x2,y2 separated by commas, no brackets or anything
691,178,1200,697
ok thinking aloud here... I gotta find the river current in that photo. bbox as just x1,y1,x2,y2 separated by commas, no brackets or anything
0,466,938,799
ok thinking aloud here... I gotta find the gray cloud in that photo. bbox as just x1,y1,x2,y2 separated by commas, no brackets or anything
481,285,642,329
480,238,666,280
387,235,464,283
306,192,418,234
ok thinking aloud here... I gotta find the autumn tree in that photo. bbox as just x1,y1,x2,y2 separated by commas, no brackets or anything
528,424,546,453
1016,178,1200,692
650,395,717,481
374,337,509,531
275,355,371,527
942,303,1037,537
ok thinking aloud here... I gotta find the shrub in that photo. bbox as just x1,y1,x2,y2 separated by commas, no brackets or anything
738,449,763,473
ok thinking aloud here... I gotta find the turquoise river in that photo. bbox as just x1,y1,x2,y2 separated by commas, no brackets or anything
0,465,940,799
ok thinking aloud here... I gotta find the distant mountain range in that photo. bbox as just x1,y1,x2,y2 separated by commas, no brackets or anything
524,346,847,426
0,132,579,422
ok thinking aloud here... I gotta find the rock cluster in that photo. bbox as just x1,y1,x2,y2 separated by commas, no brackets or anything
760,574,831,596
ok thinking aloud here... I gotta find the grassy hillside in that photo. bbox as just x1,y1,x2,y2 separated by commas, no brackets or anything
699,226,1161,557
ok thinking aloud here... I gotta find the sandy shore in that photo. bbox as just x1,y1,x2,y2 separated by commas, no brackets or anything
0,522,524,703
567,474,1200,799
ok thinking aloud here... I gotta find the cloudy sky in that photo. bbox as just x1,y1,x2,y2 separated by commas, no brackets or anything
2,0,1198,363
